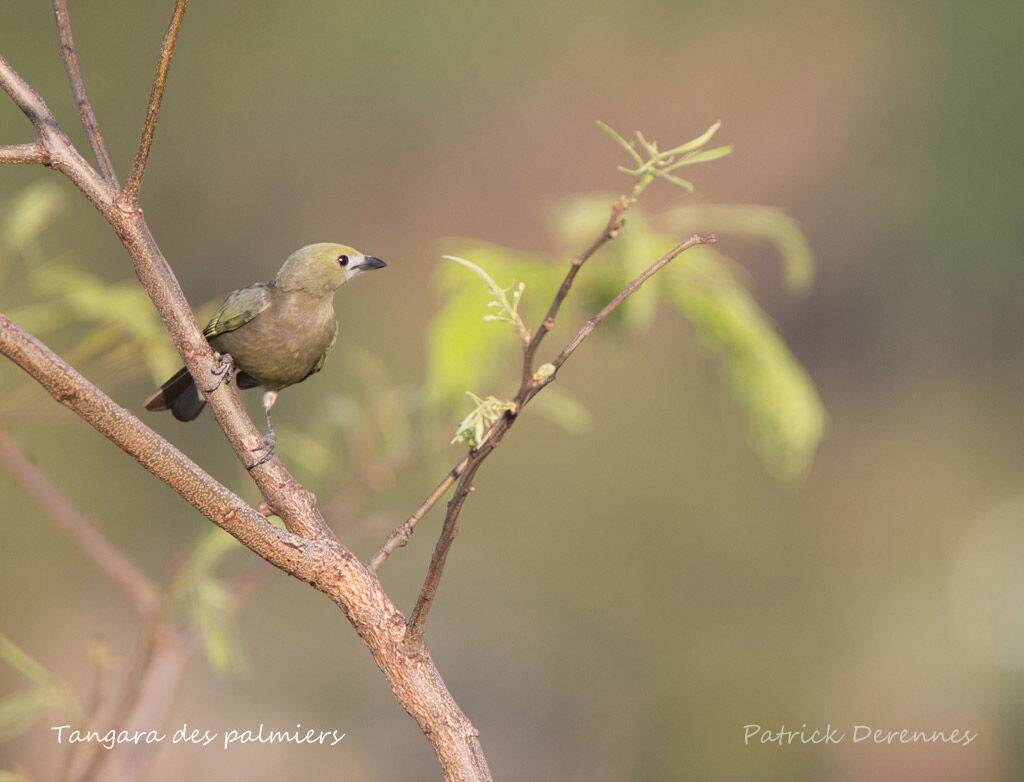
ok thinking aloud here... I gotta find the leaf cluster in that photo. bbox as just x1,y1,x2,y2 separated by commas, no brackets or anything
427,194,825,480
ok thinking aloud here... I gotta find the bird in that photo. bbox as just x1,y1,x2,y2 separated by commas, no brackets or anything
144,243,386,467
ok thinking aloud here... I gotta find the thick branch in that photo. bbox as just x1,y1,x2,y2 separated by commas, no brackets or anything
123,0,188,203
1,48,330,539
1,32,493,778
0,312,492,779
0,313,298,562
52,0,120,187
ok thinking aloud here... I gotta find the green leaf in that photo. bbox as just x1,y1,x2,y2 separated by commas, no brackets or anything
595,121,643,165
597,121,731,201
659,172,695,192
0,635,53,686
444,255,529,341
0,635,85,735
664,248,825,479
427,242,559,408
666,144,735,169
662,120,722,156
0,690,49,741
451,392,515,448
534,362,556,380
170,530,248,675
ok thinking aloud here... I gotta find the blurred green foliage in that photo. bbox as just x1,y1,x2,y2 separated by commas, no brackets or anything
0,182,179,391
0,124,823,768
430,192,823,479
169,528,248,675
0,635,83,743
4,1,1021,779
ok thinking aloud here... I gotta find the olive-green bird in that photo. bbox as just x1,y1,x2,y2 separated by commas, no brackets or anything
144,243,386,465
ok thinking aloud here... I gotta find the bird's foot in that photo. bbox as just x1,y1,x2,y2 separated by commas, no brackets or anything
204,352,234,394
245,433,276,470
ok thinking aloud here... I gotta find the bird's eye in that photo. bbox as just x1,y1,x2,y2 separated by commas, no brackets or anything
338,255,350,267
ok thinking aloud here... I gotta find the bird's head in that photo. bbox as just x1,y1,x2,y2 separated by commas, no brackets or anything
274,243,387,295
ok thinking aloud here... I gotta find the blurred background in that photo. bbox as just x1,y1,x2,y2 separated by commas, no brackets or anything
2,0,1023,779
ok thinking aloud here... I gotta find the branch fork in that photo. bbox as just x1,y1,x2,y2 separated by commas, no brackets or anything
1,4,724,778
1,5,492,779
393,205,714,649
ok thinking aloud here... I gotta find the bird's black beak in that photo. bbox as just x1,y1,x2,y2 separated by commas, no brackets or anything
356,256,387,271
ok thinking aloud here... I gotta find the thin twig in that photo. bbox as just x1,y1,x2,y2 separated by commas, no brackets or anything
123,0,189,203
52,0,120,187
369,453,469,571
518,196,628,396
1,32,492,777
1,312,491,779
0,430,160,620
528,233,718,403
0,52,114,213
373,198,630,574
0,142,47,165
404,457,487,649
402,216,714,647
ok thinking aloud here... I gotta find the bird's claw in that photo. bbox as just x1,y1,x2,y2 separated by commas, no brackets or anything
204,352,234,394
245,434,276,470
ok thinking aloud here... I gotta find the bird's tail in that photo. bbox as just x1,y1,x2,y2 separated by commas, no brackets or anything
143,367,207,421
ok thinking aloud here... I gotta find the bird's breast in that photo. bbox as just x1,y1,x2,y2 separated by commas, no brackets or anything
209,290,337,389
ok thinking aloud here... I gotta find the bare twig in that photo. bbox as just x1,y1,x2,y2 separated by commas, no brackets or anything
0,310,492,779
0,431,159,620
369,452,469,571
0,141,47,164
2,18,492,776
0,52,114,215
518,195,629,395
52,0,119,187
404,457,486,649
123,0,189,203
373,198,631,574
1,47,328,539
401,208,715,647
529,233,718,402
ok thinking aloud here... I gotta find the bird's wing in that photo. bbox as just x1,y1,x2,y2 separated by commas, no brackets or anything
305,323,338,379
202,283,272,339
